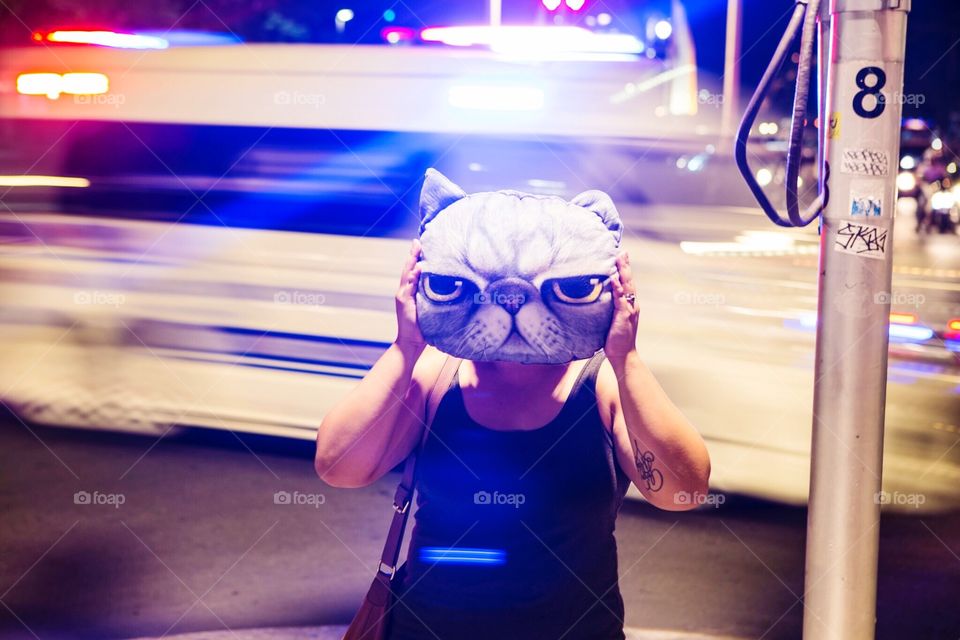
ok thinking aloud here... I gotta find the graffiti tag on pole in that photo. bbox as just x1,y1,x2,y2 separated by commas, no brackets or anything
834,221,888,259
840,148,889,176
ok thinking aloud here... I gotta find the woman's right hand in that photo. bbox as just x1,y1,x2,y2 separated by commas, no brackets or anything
318,239,431,486
395,239,426,351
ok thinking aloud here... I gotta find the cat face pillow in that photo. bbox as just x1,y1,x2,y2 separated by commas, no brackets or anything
415,169,623,364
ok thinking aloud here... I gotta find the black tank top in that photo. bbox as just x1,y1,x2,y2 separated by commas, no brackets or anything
389,351,631,640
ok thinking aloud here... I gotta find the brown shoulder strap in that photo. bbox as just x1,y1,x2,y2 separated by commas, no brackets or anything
377,354,461,577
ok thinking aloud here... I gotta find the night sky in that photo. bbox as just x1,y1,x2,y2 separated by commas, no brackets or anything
684,0,960,128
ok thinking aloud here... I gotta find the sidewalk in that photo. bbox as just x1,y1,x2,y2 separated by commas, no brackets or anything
132,626,747,640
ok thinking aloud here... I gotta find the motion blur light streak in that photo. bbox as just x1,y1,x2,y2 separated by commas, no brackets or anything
0,175,90,188
794,313,935,343
889,312,918,325
44,30,168,49
381,27,415,44
448,85,544,111
17,72,108,99
15,72,61,98
889,324,936,343
945,320,960,343
61,73,109,95
419,547,506,565
609,66,695,105
136,30,240,47
420,26,643,56
679,230,800,256
527,178,566,191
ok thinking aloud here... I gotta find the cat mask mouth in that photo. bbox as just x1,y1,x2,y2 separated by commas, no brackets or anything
415,169,622,364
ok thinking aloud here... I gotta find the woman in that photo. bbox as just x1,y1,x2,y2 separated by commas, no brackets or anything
315,240,711,640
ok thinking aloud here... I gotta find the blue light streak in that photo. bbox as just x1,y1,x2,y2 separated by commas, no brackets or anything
419,547,506,565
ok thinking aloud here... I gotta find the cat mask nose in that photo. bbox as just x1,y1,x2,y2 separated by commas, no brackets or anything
484,278,537,316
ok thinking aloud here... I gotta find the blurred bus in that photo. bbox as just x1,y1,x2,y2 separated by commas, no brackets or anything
1,17,958,511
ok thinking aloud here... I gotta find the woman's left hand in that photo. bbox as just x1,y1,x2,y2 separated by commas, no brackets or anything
605,251,639,361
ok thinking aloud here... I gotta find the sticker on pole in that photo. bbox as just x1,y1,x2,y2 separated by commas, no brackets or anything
840,148,889,177
848,181,883,217
834,221,888,259
828,112,841,139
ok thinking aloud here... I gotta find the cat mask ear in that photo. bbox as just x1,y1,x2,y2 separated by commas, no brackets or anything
570,190,623,245
419,168,467,233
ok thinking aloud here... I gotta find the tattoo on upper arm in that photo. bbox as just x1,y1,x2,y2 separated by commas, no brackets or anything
633,439,664,492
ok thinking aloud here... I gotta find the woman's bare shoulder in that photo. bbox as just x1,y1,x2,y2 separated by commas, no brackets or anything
593,358,620,430
409,345,451,397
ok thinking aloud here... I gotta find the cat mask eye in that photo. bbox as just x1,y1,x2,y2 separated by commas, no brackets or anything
415,168,622,364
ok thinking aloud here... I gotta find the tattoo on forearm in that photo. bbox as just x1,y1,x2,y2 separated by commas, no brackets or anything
634,440,664,492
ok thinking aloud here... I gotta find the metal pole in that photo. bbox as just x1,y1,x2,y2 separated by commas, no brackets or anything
489,0,502,27
720,0,742,148
803,2,910,639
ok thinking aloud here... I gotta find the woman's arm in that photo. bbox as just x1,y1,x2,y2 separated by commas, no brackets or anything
314,240,444,488
599,252,711,511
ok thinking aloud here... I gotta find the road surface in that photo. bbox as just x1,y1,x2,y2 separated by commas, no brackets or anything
2,418,959,640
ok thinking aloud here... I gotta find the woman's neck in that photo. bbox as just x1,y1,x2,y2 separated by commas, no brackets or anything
472,359,568,388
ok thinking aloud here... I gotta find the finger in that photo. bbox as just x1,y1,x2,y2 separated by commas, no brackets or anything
611,272,623,295
399,240,420,285
615,251,631,279
616,252,635,295
610,273,627,310
401,263,422,298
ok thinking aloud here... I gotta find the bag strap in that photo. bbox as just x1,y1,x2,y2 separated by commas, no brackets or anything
377,354,461,578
